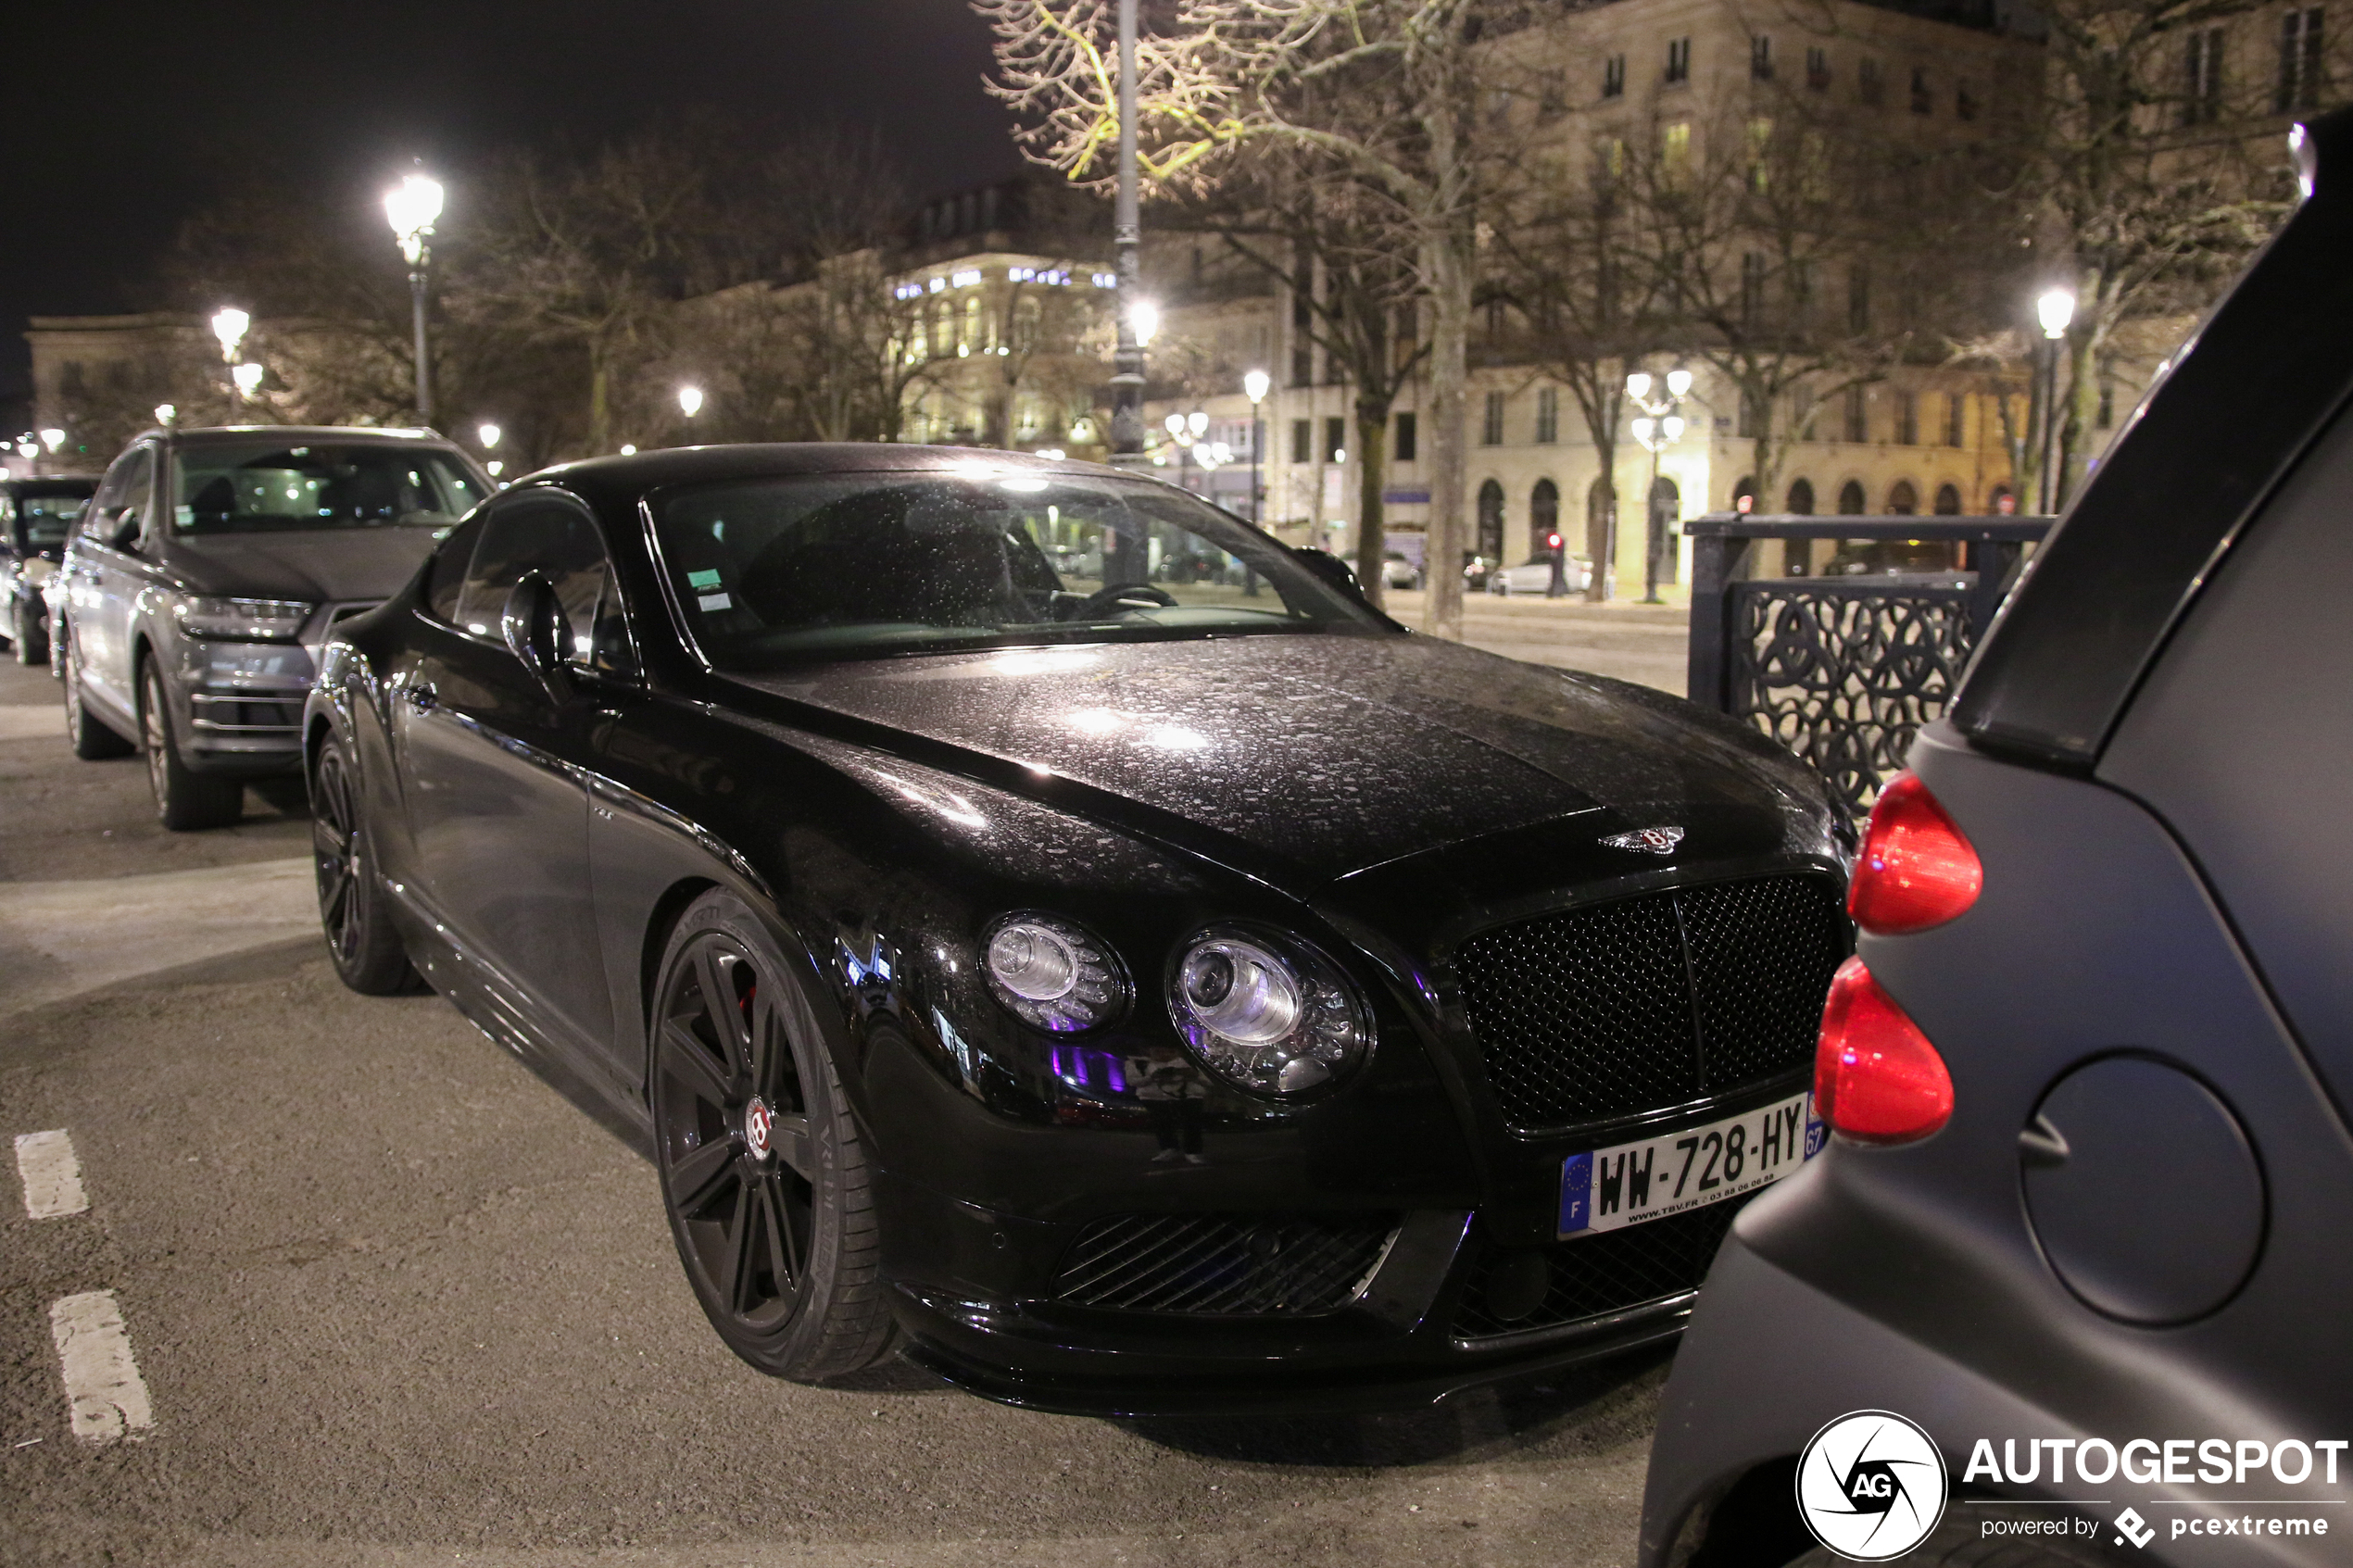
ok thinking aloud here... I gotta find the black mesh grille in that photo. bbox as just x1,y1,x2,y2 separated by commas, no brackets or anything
1053,1212,1397,1315
1451,1195,1753,1341
1455,874,1844,1132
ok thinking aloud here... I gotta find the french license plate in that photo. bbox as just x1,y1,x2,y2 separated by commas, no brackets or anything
1558,1090,1824,1236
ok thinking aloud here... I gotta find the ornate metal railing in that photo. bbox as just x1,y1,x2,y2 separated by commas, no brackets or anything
1685,514,2054,808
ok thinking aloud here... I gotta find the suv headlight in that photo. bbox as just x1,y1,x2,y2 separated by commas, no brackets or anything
170,596,314,641
1169,926,1369,1096
982,913,1130,1033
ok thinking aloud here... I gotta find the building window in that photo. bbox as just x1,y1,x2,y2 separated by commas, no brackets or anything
2097,372,2117,429
1934,483,1963,515
1746,117,1773,193
1485,295,1507,338
2280,8,2323,113
1847,267,1870,332
2186,28,2225,123
1291,419,1312,464
1603,53,1626,97
1325,417,1345,463
1538,69,1567,119
1536,387,1559,444
1806,45,1831,91
1894,391,1919,445
1945,392,1966,447
1666,37,1692,84
1909,66,1933,114
1395,411,1417,462
1838,479,1868,514
1752,34,1774,79
1858,57,1884,106
1786,477,1816,514
1739,387,1767,439
1741,252,1768,328
1888,479,1919,514
1481,391,1505,446
1844,385,1869,443
1662,120,1692,184
1957,81,1979,119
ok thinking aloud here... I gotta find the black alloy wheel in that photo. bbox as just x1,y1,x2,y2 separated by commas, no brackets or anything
141,662,243,831
60,633,132,759
650,891,894,1381
309,741,419,995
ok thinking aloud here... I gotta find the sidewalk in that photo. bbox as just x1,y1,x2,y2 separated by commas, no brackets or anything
1379,588,1691,696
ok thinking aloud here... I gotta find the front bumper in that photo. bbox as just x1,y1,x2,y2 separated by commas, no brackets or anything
167,636,319,772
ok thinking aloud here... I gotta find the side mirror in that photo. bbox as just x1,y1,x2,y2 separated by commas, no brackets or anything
502,572,573,702
107,509,142,550
1290,546,1365,600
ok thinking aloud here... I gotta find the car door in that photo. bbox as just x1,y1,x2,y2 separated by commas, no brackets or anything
392,495,616,1056
69,445,156,722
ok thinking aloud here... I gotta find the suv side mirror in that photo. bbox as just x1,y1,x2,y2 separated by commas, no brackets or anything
502,573,573,703
106,509,142,551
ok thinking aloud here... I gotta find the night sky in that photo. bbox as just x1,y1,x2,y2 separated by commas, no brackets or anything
0,0,1023,410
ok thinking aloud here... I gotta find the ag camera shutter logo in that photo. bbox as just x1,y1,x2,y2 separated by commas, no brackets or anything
1795,1410,1949,1560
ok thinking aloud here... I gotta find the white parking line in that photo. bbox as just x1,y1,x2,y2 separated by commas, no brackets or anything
48,1291,155,1444
14,1130,88,1218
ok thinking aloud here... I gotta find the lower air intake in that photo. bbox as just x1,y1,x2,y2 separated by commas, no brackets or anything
1053,1212,1398,1316
1451,1195,1754,1342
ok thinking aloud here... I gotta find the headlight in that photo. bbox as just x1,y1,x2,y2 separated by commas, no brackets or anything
1169,926,1368,1095
170,596,314,641
982,913,1129,1032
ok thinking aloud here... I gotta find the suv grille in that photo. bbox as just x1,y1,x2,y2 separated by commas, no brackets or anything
1455,874,1845,1132
1052,1212,1397,1316
1451,1196,1753,1342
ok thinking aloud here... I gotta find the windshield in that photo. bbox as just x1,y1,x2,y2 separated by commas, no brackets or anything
653,470,1382,667
172,443,485,533
14,494,88,556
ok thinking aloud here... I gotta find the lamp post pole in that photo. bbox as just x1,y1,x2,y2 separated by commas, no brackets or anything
1243,369,1270,525
1623,368,1692,604
2036,287,2075,514
1109,0,1145,460
384,172,445,427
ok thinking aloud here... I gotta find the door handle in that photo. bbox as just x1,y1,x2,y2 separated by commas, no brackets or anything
399,681,438,713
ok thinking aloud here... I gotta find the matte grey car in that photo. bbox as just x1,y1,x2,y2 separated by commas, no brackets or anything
56,425,490,828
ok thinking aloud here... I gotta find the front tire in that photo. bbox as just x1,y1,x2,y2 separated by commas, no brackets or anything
141,662,243,830
649,891,894,1382
61,632,133,759
309,740,419,995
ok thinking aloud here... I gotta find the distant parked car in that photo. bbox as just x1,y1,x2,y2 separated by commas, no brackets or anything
0,476,96,664
1381,551,1421,589
55,425,490,829
1489,551,1592,596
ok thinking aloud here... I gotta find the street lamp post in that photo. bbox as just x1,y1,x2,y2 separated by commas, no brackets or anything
478,422,502,482
2036,287,2076,514
384,172,445,426
1243,369,1270,525
1109,0,1145,459
678,385,704,431
1624,368,1692,603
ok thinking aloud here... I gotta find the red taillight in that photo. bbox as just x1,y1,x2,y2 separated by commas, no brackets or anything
1815,956,1953,1144
1847,771,1982,935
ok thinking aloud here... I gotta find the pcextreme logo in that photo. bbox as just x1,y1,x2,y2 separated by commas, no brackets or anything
1795,1411,1949,1561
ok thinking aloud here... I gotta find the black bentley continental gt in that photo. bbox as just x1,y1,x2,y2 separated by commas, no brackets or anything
303,445,1852,1412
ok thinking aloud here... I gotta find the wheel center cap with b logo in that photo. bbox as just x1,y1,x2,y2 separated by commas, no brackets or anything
743,1097,774,1160
1795,1410,1948,1560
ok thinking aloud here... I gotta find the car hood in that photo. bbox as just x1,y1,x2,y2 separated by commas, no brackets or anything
729,633,1835,883
164,528,441,603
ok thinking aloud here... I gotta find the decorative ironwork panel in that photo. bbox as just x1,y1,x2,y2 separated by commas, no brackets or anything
1730,577,1976,809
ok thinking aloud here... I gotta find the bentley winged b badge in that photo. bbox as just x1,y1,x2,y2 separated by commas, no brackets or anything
1600,825,1685,855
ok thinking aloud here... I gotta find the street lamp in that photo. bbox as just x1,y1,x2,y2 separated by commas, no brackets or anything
1242,368,1270,525
211,308,248,362
678,385,704,420
2036,286,2075,514
477,422,500,452
40,429,65,455
232,362,264,400
1624,367,1693,603
384,170,445,426
1130,301,1160,348
154,404,176,427
1164,411,1193,492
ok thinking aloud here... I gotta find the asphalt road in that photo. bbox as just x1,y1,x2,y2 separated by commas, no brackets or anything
0,655,1675,1567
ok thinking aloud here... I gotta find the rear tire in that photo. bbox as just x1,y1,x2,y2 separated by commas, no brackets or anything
649,891,895,1383
141,662,243,830
61,632,133,759
309,740,419,995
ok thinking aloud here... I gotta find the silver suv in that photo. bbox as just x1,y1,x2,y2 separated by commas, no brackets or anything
57,425,491,829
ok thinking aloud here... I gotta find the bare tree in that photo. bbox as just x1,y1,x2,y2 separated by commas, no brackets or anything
976,0,1495,641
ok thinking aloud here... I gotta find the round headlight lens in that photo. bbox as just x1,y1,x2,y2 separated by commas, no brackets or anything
982,913,1128,1032
1169,927,1368,1096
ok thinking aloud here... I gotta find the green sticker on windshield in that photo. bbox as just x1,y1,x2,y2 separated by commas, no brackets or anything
688,569,723,589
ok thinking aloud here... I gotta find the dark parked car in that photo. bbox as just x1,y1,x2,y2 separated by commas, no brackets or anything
0,475,96,664
304,445,1852,1410
54,426,490,828
1642,112,2353,1566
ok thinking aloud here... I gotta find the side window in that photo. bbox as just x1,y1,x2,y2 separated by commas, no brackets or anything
422,515,486,623
452,502,625,671
83,448,152,546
